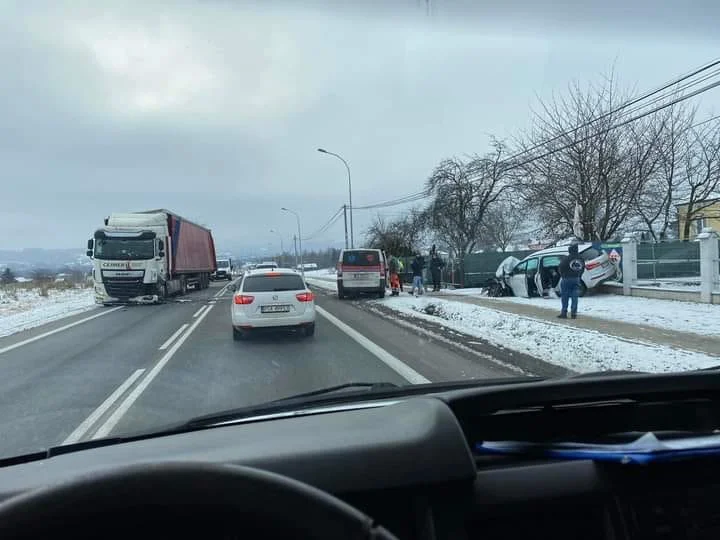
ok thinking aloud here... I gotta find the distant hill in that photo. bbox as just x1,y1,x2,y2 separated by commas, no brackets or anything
0,249,91,277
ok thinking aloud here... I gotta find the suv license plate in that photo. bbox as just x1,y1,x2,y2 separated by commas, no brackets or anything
261,305,291,313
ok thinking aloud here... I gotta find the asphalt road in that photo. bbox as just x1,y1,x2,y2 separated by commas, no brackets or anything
0,279,521,460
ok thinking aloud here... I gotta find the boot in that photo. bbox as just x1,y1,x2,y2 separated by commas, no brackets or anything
557,313,567,319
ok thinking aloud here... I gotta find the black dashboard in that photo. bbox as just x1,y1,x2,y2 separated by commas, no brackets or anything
2,371,720,539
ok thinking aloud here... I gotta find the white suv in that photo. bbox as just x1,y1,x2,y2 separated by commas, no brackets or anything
232,269,315,340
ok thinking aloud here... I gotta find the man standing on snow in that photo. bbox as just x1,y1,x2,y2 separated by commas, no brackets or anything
410,253,426,296
430,251,444,292
558,243,585,319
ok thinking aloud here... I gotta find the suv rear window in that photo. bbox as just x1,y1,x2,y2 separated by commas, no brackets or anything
580,248,601,260
242,274,305,292
342,250,381,266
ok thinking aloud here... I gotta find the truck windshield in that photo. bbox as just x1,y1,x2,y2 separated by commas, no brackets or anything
217,260,230,268
95,238,155,260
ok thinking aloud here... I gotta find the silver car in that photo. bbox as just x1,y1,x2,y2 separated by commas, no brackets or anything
504,243,618,298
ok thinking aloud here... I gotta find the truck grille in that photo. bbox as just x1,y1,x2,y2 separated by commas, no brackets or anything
103,278,153,299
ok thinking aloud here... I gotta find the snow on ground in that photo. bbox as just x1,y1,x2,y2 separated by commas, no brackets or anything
374,295,719,374
304,268,336,279
305,277,337,292
443,288,720,337
0,286,96,338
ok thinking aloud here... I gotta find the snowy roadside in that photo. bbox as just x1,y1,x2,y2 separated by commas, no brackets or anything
373,296,719,374
0,287,96,338
442,288,720,337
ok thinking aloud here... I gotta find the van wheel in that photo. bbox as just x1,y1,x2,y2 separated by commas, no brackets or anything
337,284,345,300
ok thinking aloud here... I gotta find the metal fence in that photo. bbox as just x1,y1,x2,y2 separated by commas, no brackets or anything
636,241,700,280
415,240,702,289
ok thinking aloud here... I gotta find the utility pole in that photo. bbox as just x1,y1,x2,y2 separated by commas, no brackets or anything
343,204,349,249
293,234,298,269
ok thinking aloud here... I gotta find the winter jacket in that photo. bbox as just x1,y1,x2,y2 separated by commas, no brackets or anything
559,245,585,279
411,257,425,277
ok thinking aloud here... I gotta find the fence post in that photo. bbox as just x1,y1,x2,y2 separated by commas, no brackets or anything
621,235,637,296
697,227,719,303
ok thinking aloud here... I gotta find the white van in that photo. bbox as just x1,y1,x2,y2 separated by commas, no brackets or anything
336,248,388,299
505,243,618,298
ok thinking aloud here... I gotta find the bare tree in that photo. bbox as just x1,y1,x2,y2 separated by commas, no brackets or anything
423,140,511,282
481,198,526,251
364,208,425,256
515,73,654,241
632,104,696,241
679,119,720,239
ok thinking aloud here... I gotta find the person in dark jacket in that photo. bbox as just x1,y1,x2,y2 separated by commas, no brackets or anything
558,243,585,319
410,254,426,296
430,252,445,292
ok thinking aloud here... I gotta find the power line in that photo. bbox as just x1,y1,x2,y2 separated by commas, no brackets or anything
302,206,344,241
505,57,720,164
309,61,720,228
506,76,720,172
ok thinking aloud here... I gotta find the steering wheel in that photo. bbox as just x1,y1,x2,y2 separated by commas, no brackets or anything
0,462,399,539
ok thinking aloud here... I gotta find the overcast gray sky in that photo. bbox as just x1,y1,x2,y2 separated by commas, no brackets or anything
2,0,719,254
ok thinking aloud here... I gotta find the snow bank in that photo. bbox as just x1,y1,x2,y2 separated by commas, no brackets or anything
305,276,338,292
487,293,720,337
374,296,719,374
0,287,96,338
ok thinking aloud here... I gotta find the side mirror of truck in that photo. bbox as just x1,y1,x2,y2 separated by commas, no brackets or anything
86,250,93,257
87,239,93,250
158,250,165,258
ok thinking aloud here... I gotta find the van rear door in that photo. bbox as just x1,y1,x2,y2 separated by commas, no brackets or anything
340,250,382,289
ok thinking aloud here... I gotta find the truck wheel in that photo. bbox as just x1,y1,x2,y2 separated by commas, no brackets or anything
378,286,385,299
180,279,187,295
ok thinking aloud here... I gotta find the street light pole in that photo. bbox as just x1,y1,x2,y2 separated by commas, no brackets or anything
269,229,284,266
281,207,303,275
318,148,353,248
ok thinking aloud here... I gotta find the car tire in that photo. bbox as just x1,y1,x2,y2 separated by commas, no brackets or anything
232,328,247,341
337,283,345,300
378,288,385,299
578,282,588,297
303,323,315,337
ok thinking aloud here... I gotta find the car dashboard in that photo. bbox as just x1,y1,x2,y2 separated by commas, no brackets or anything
1,372,720,539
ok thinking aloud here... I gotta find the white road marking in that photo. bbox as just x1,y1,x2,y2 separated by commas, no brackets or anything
62,368,146,445
0,307,124,356
192,305,208,318
315,306,430,384
158,323,189,350
366,306,527,375
214,281,233,298
91,304,215,439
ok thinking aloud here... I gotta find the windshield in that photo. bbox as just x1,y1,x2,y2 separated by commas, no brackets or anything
94,238,155,260
242,274,306,292
342,251,381,266
1,0,719,461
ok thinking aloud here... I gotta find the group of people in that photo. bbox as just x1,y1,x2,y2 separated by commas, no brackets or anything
387,245,445,297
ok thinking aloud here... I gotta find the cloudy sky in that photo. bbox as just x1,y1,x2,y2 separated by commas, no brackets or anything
2,0,719,254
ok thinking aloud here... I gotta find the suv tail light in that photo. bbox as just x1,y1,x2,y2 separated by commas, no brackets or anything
234,294,254,305
296,292,315,302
